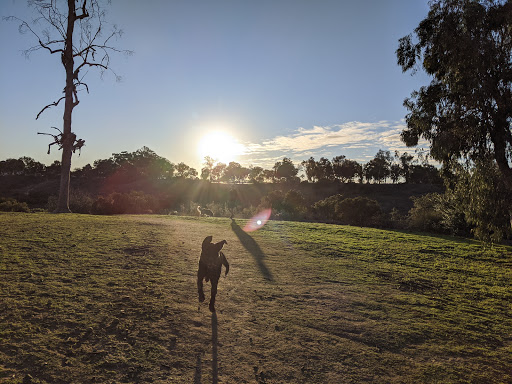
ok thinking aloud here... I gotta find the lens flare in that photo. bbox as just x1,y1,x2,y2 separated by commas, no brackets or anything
243,208,271,232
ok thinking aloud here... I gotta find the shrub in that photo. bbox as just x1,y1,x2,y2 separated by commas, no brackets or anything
91,195,115,215
0,197,30,212
47,190,95,213
390,208,407,229
91,191,158,215
311,194,344,221
336,196,382,227
436,192,472,237
408,193,443,232
282,190,307,220
311,195,383,227
69,189,94,213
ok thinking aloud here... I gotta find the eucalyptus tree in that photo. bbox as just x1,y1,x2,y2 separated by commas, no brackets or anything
397,0,512,187
7,0,130,212
397,0,512,240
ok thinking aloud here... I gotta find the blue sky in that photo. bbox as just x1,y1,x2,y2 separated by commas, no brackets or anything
0,0,431,171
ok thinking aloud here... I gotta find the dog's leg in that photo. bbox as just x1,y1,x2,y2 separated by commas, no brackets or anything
197,265,206,303
209,277,218,312
220,252,229,276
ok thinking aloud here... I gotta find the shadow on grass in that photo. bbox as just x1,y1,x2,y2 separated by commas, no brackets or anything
194,353,202,384
212,312,218,384
231,219,274,281
193,312,219,384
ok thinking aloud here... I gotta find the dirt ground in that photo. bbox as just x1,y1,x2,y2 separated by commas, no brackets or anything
145,216,348,383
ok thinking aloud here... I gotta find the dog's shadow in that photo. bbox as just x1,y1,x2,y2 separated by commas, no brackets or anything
231,219,274,281
194,312,218,384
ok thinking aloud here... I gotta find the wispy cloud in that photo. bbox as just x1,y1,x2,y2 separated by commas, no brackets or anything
239,120,426,168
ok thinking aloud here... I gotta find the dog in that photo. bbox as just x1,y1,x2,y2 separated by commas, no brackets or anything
197,236,229,312
197,206,214,217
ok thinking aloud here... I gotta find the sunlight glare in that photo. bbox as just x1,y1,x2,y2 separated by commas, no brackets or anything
243,208,272,232
197,131,246,164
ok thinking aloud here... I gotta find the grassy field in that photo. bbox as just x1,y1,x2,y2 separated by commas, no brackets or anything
0,212,511,383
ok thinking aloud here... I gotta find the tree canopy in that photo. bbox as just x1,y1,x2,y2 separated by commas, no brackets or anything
397,0,512,190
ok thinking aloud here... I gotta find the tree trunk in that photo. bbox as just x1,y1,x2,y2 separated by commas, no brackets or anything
54,0,76,213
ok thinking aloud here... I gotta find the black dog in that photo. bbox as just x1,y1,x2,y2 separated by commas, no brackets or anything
197,236,229,312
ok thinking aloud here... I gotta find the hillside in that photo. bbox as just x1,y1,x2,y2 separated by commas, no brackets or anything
0,174,442,214
1,213,510,383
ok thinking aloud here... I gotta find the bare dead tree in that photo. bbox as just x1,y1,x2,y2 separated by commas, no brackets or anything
5,0,131,212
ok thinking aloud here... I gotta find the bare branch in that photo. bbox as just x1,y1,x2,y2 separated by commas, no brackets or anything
37,126,64,154
4,16,40,40
36,96,65,120
75,0,89,20
38,39,64,54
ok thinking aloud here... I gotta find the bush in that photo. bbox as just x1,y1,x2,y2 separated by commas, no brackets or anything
390,208,407,229
311,194,345,221
336,196,382,227
282,190,307,220
408,193,444,232
0,197,30,212
311,195,383,227
69,189,94,213
47,190,95,213
91,191,158,215
258,189,308,221
91,195,115,215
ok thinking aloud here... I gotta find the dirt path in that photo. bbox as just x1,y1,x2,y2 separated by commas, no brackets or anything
134,215,347,383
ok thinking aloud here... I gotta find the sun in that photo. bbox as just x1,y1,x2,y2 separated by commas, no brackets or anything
197,131,245,164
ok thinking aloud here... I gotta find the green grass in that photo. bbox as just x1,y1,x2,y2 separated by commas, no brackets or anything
0,212,511,383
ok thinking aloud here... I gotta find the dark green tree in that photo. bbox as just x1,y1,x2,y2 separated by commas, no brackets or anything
211,162,226,182
316,157,334,181
332,155,348,182
397,0,512,239
301,157,318,182
364,150,392,183
273,157,299,183
175,162,197,179
397,0,512,188
201,156,215,181
224,161,247,183
248,166,265,183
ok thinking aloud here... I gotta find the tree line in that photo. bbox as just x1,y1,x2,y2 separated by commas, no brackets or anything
0,147,441,185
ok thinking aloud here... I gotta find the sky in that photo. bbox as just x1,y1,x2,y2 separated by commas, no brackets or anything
0,0,432,172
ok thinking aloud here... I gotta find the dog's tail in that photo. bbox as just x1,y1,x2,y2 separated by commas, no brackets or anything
220,251,229,276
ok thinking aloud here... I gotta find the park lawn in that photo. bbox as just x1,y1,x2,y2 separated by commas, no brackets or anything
0,212,511,383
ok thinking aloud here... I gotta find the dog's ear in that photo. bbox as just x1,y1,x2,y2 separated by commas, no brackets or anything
202,236,213,251
214,240,227,252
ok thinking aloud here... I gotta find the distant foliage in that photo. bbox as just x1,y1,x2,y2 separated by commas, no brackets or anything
48,190,95,214
0,197,30,213
258,189,307,220
282,190,308,220
46,190,162,215
91,191,158,215
0,157,46,176
336,197,383,227
408,193,444,233
311,195,383,227
311,194,345,221
1,148,441,187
